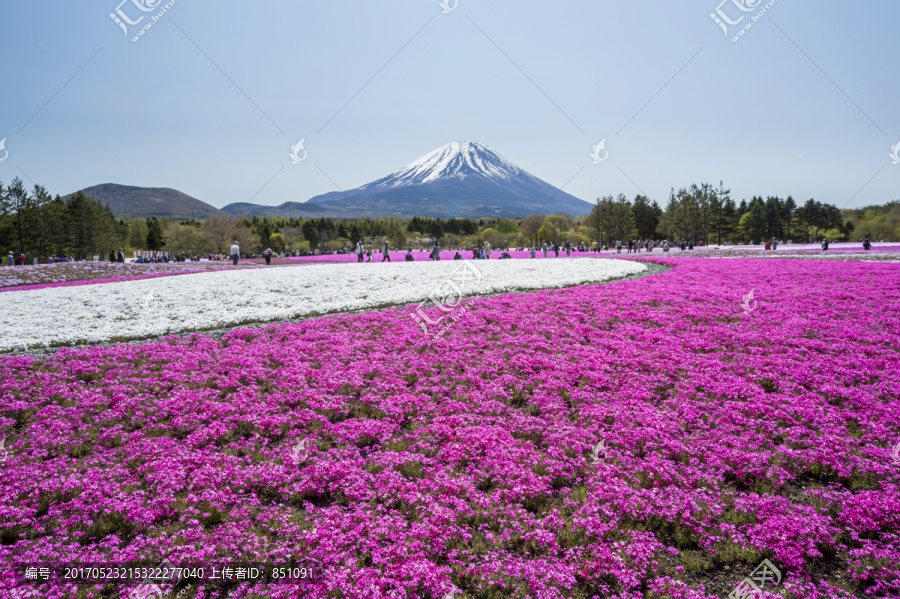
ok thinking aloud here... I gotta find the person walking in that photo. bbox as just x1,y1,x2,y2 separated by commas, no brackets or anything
6,251,12,266
616,239,622,254
430,242,441,261
382,241,391,262
356,241,365,263
263,248,273,265
565,241,572,257
484,241,492,259
366,244,374,262
863,236,871,250
229,241,240,266
821,237,830,251
553,243,560,258
542,241,548,258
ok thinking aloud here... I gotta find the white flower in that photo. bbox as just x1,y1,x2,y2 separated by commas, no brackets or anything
0,259,645,351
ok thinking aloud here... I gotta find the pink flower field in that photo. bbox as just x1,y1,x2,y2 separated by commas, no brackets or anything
1,258,898,599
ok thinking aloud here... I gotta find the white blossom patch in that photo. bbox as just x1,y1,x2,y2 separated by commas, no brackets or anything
0,259,646,351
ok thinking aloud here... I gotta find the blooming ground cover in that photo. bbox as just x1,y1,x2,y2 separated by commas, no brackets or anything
2,244,894,295
0,262,249,292
649,246,900,263
291,245,900,265
0,257,898,599
0,259,644,352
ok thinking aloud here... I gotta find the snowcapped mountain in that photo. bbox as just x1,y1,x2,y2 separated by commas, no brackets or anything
363,141,526,188
223,142,594,219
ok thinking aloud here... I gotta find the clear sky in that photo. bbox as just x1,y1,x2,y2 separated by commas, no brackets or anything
0,0,897,211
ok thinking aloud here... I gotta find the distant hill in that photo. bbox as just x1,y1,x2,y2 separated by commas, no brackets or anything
73,184,222,220
221,142,594,219
78,143,594,220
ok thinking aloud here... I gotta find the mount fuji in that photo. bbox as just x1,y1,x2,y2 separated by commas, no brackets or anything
222,142,594,219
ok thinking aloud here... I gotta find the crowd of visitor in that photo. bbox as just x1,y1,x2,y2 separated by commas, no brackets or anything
0,235,885,268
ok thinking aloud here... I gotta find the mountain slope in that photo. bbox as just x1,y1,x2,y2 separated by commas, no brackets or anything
310,142,593,218
73,184,222,220
220,201,329,218
222,142,594,219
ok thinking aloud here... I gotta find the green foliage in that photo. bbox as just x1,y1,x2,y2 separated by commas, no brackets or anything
0,179,126,260
842,201,900,241
655,183,857,244
587,195,640,244
406,216,476,239
632,194,662,239
165,221,210,255
268,232,285,252
495,219,518,235
128,217,148,249
145,217,165,250
537,223,559,244
520,214,544,247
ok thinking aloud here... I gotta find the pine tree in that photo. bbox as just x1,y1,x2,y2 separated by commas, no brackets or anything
146,217,165,250
129,218,148,249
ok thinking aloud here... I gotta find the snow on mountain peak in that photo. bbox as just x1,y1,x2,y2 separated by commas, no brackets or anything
367,141,524,188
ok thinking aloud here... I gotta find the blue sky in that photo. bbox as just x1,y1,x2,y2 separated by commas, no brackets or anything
0,0,897,211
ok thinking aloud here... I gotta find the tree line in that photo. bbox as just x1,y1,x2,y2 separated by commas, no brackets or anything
2,176,896,261
585,183,862,246
0,178,126,260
